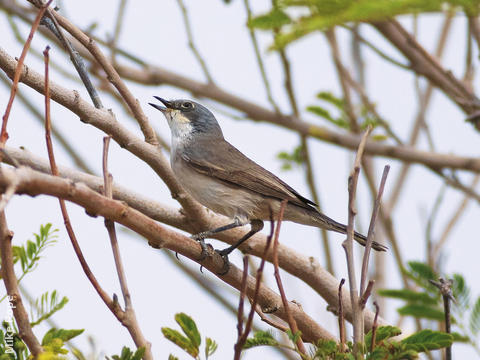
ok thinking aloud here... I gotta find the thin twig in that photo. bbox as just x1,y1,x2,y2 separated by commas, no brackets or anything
0,72,93,174
273,200,307,355
234,256,249,359
433,174,480,260
30,0,158,145
0,213,43,355
370,301,380,353
342,126,372,352
243,0,280,113
1,0,52,145
429,278,455,360
253,304,288,333
176,0,214,83
102,136,152,358
343,24,412,70
386,12,454,213
360,165,390,295
359,280,375,308
31,0,104,109
235,216,275,359
278,37,334,274
338,278,346,352
110,0,128,62
43,46,143,355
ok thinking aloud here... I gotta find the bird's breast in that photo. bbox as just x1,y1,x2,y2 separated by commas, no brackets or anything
171,154,262,222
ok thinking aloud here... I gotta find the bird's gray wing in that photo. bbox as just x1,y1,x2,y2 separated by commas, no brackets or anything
181,139,317,209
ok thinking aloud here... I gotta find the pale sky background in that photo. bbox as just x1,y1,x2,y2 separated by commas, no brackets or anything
0,0,479,359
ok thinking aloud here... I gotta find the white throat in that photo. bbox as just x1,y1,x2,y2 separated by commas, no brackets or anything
165,109,194,150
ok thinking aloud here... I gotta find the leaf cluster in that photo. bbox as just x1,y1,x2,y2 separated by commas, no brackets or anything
247,0,480,48
244,326,453,360
306,91,385,137
161,313,217,360
8,223,58,285
379,261,480,350
244,326,453,359
107,346,145,360
30,291,69,328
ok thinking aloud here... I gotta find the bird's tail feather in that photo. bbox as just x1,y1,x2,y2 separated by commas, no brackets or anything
314,211,388,252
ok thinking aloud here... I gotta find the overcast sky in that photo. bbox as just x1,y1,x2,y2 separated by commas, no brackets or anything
0,1,479,359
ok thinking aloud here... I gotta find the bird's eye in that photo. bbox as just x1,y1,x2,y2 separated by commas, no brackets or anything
181,102,193,109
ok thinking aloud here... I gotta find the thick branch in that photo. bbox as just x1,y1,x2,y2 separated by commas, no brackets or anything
0,165,336,343
1,147,387,331
113,62,480,172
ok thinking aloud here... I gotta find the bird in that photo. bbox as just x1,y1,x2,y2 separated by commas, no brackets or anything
149,97,387,272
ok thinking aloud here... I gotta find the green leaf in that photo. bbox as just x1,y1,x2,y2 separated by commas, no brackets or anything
314,339,338,358
404,261,438,292
306,106,349,128
31,291,69,327
451,332,470,342
377,289,437,305
452,273,470,310
365,325,402,348
272,0,468,48
317,91,345,110
168,355,179,360
469,296,480,334
26,240,36,260
205,337,218,359
401,329,453,352
161,328,198,358
42,328,84,345
108,346,145,360
244,331,278,349
175,313,201,349
371,134,388,141
248,8,291,29
306,105,335,121
130,347,145,360
397,304,445,321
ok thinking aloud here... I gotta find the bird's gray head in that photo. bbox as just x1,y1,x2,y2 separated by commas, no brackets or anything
149,97,223,141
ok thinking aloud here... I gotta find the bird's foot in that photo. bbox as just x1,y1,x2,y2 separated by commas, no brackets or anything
214,248,231,276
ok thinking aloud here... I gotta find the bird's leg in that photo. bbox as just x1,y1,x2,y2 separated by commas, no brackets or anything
216,219,264,275
191,218,247,261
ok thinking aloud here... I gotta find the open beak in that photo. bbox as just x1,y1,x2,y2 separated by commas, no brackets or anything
148,96,173,113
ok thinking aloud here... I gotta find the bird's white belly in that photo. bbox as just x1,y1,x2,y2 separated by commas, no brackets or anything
172,158,262,222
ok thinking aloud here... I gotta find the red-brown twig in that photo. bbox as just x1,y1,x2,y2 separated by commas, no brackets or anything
370,301,380,353
234,216,275,359
233,256,249,359
273,200,307,355
360,165,390,296
0,0,52,146
43,45,128,341
338,278,346,352
102,136,152,359
360,280,375,308
342,126,372,353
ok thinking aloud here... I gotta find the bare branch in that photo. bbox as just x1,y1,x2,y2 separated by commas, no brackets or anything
102,136,153,358
342,126,372,350
360,165,390,295
0,165,337,343
1,0,52,145
273,200,307,355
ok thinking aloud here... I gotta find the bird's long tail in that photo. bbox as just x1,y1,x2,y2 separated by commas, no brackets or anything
314,211,388,252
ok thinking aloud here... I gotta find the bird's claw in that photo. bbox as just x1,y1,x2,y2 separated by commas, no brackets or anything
196,238,212,261
215,248,231,275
